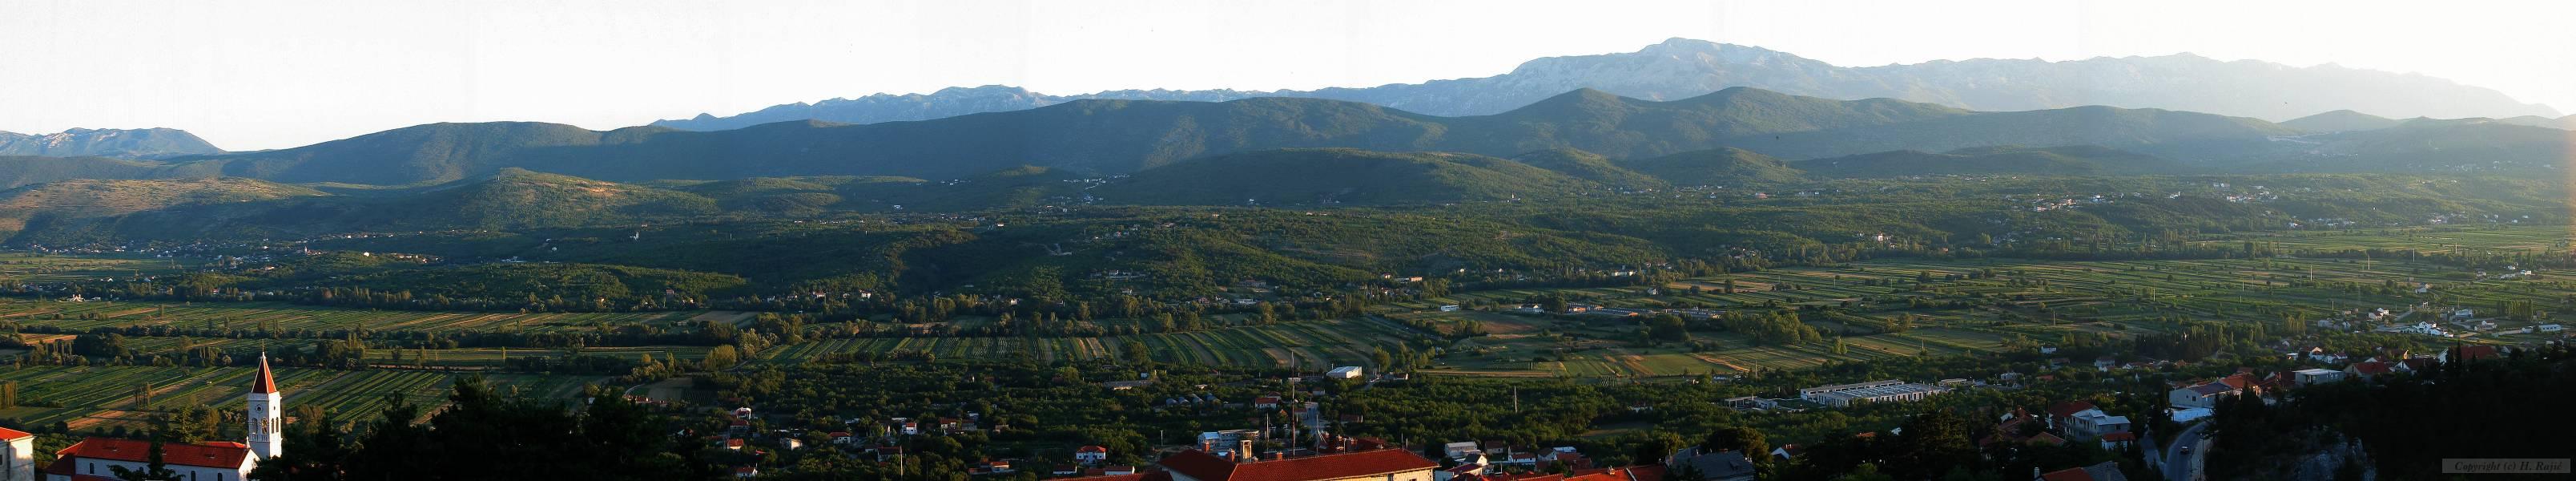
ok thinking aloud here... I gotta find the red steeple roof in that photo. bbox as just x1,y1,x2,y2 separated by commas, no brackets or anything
252,353,277,394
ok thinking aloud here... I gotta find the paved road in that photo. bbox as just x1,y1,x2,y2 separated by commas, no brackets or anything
2166,421,2211,481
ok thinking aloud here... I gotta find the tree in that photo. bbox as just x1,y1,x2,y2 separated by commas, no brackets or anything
108,435,179,481
705,345,740,370
1890,410,1976,479
1701,426,1770,464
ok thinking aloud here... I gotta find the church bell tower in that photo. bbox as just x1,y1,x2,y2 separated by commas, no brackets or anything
247,353,284,459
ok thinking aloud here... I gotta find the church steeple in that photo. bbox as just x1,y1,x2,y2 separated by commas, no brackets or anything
252,353,277,394
247,352,284,459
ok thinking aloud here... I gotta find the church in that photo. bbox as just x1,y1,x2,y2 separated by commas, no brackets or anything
37,354,285,481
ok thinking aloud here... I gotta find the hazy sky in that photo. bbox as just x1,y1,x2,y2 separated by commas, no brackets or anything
5,0,2574,150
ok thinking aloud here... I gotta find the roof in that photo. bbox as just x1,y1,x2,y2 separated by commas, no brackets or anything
2098,431,2138,442
2457,345,2502,362
1161,448,1437,481
252,353,278,394
2184,382,2234,396
1061,474,1169,481
2348,362,2393,375
2218,374,2256,390
1079,445,1110,453
0,426,32,440
2047,401,2097,418
2038,461,2129,481
57,438,252,469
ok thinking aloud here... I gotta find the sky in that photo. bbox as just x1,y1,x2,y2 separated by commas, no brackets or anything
4,0,2574,151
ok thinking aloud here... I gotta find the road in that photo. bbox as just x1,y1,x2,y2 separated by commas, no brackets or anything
2164,421,2211,481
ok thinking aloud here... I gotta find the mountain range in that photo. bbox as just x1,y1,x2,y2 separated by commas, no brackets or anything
85,87,2326,187
654,38,2560,131
0,84,2554,193
0,127,222,159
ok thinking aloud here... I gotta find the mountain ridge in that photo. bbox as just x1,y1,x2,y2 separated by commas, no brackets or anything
653,38,2558,131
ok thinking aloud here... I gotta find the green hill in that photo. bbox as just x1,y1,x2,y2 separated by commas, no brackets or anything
135,88,1986,185
1616,148,1803,186
1728,105,2297,161
0,177,322,240
1099,148,1595,205
0,156,223,189
380,168,720,229
1794,145,2184,177
2281,110,2402,133
1508,148,1668,188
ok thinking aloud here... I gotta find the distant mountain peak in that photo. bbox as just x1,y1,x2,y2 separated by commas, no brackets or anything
652,38,2558,132
0,127,222,159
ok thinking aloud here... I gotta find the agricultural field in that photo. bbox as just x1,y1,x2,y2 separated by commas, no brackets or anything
0,300,725,334
0,253,199,284
752,316,1423,370
0,365,599,432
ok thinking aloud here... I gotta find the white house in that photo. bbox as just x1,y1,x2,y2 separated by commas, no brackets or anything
0,426,31,481
1326,366,1365,379
1075,445,1109,464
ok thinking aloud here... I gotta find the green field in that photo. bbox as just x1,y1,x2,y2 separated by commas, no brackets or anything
0,365,597,431
0,300,729,334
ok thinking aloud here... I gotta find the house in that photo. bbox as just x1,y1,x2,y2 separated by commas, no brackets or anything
1768,445,1801,462
2292,368,2345,386
1443,442,1483,460
2096,431,2138,451
1253,396,1283,409
1326,366,1366,379
735,466,759,479
2047,402,2131,439
2035,461,2128,481
2092,357,2117,370
2167,382,2238,409
45,354,288,481
0,426,31,481
1077,445,1111,464
984,460,1014,474
1439,305,1462,312
829,431,855,446
2344,362,2395,378
1662,447,1757,481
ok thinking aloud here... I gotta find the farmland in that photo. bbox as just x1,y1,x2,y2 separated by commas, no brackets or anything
0,300,728,334
0,224,2567,442
0,365,595,432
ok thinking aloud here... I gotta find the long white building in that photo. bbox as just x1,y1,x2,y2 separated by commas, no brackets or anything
1800,380,1949,407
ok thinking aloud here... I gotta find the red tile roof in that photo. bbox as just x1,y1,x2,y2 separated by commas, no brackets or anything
1161,448,1438,481
57,438,251,469
1059,474,1168,481
0,426,31,440
252,354,277,394
2349,362,2393,376
2457,345,2502,362
2098,431,2138,442
1079,445,1110,453
2039,467,2098,481
2047,401,2097,418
